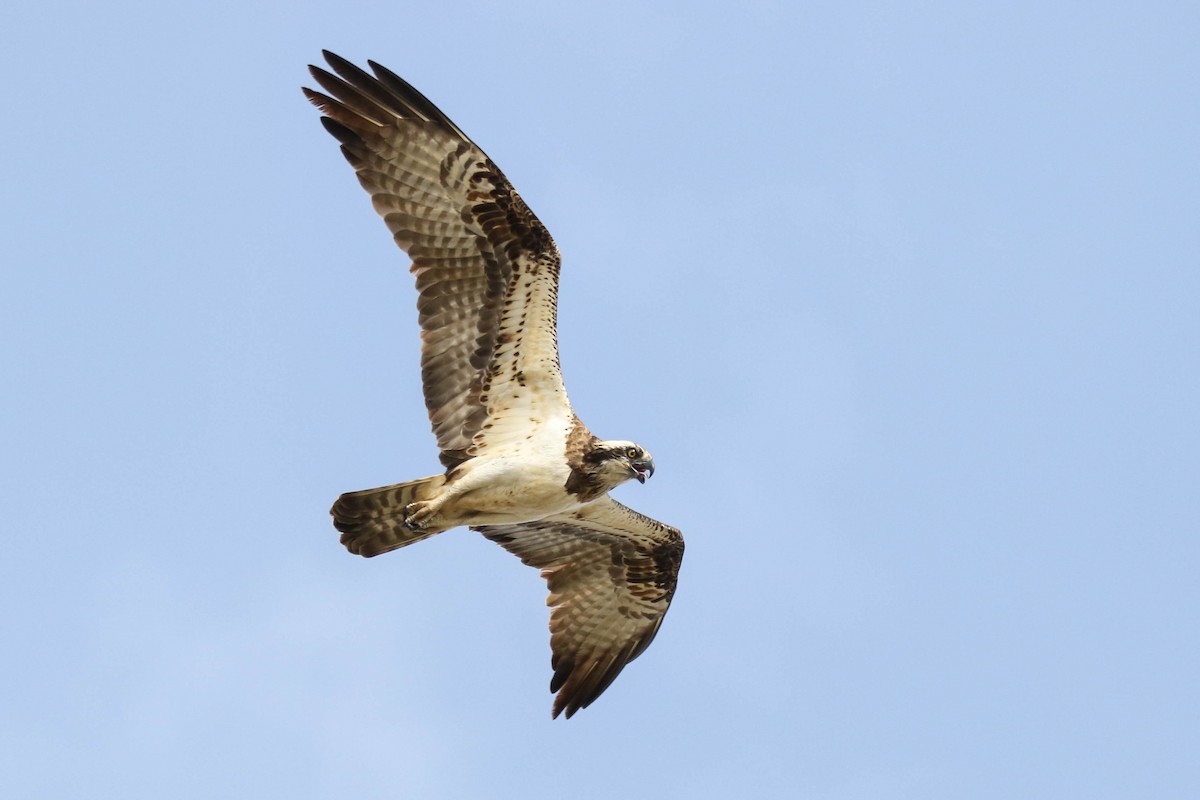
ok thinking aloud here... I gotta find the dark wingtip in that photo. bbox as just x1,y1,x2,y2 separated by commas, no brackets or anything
552,696,576,719
321,49,345,67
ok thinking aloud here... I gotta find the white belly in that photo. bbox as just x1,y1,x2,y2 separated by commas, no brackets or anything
439,453,581,526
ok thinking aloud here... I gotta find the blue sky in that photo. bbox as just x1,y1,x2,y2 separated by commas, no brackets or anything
3,1,1198,797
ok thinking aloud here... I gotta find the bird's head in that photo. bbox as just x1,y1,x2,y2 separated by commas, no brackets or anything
586,440,655,491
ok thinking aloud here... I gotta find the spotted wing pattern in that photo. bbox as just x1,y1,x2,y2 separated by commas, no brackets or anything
304,52,571,468
477,497,685,718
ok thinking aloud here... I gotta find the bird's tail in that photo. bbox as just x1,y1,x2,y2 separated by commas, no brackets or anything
331,475,447,557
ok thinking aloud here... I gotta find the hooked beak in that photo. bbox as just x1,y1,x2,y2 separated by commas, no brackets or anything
632,459,655,484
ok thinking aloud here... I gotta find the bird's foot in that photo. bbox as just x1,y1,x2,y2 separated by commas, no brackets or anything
403,501,436,530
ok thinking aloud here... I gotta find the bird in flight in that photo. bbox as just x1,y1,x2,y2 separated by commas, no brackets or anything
304,51,684,718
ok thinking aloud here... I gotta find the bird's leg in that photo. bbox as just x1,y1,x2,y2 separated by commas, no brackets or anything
403,478,469,530
403,499,439,530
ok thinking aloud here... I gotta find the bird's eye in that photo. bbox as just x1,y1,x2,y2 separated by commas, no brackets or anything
626,447,640,459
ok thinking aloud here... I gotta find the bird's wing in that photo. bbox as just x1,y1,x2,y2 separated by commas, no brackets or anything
477,497,684,718
305,52,572,468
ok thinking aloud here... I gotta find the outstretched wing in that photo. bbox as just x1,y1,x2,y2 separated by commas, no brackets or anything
477,498,685,718
304,52,572,468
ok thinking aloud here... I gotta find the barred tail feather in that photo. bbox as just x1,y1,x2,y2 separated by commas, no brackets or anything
331,475,447,557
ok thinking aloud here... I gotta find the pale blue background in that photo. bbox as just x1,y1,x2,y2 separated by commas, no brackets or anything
3,2,1197,797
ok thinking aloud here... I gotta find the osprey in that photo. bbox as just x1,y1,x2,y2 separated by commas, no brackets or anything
304,52,684,718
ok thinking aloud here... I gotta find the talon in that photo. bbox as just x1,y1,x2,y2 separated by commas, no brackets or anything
404,501,435,530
